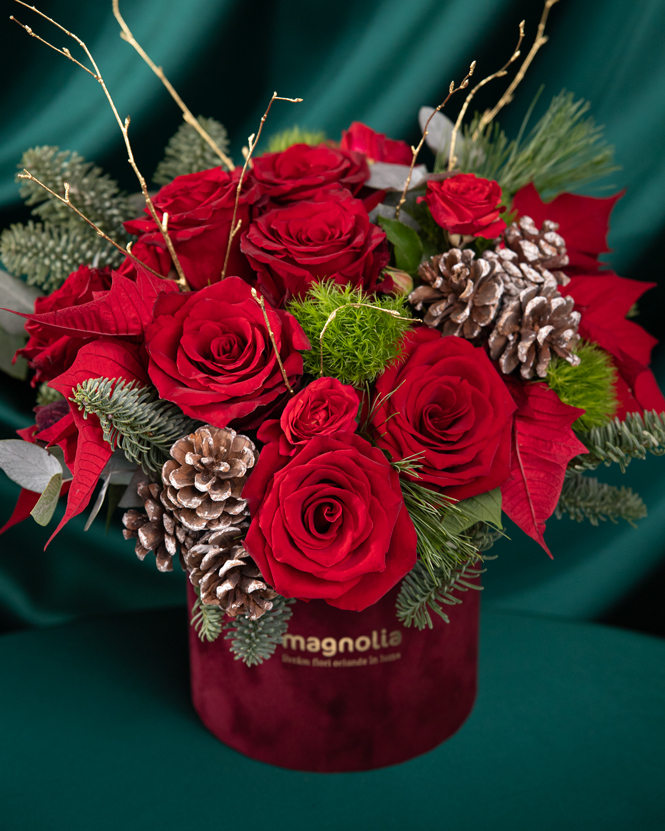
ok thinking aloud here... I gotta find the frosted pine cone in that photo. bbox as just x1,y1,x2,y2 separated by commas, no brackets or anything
409,248,504,339
488,274,581,379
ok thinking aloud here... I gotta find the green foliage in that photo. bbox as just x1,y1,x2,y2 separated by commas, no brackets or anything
30,472,62,526
36,383,64,406
442,488,503,536
467,521,504,553
265,126,327,154
1,220,125,292
154,116,231,185
555,471,647,527
224,596,295,666
71,377,199,474
396,559,483,630
572,411,665,474
442,90,618,200
288,282,413,386
0,326,27,380
378,216,423,274
546,341,618,431
191,588,224,642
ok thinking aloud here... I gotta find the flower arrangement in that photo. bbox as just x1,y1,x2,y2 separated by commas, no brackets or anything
2,0,665,672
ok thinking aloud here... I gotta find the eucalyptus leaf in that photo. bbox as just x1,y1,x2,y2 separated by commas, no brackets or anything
443,488,503,536
419,107,459,155
378,216,423,274
30,472,62,526
0,326,28,380
0,268,41,335
0,440,63,492
366,161,428,191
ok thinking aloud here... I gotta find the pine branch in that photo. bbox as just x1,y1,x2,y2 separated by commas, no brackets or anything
71,377,200,474
224,596,295,666
467,520,503,553
555,471,646,527
0,220,125,292
572,411,665,474
396,560,483,630
154,117,231,185
191,588,224,642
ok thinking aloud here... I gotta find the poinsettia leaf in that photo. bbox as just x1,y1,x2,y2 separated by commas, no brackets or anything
443,488,503,536
30,472,62,526
378,216,423,274
0,440,63,492
501,380,587,557
0,488,41,535
0,269,41,334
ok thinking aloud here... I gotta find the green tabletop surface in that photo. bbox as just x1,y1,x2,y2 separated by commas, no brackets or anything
0,606,663,830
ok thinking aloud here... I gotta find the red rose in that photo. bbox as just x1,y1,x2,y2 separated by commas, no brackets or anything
340,122,412,165
240,188,390,306
258,377,360,455
19,265,112,384
243,433,417,610
370,328,516,499
420,173,506,239
251,143,368,205
124,167,262,290
144,276,310,429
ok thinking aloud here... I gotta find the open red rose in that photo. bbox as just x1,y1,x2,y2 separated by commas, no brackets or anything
144,276,310,429
18,265,112,385
240,188,390,306
420,173,506,239
251,143,368,205
258,377,360,455
124,167,262,290
370,328,516,499
340,122,412,165
243,433,417,611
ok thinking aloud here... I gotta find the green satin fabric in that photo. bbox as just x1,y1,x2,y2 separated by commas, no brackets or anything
1,0,664,631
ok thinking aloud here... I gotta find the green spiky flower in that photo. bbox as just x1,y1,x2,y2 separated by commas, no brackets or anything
266,126,327,154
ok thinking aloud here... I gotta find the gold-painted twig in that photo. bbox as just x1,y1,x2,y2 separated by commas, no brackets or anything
318,303,413,376
251,288,295,396
395,62,476,220
448,21,525,170
221,91,302,280
11,2,190,292
112,0,234,172
472,0,560,141
18,169,167,281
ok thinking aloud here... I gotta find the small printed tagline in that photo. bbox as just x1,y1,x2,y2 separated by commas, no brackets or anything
282,652,401,668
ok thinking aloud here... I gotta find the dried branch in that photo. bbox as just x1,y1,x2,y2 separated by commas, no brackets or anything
221,91,302,280
17,169,167,281
472,0,560,140
11,1,190,291
250,288,294,396
111,0,234,172
395,62,476,220
448,21,525,170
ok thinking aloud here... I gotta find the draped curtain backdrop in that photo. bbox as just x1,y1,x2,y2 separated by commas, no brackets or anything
1,0,664,632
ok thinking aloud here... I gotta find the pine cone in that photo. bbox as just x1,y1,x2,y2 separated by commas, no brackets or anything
186,536,277,620
161,425,257,534
409,248,504,339
488,274,581,379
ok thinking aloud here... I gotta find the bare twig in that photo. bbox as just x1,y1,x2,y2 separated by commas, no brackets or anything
111,0,234,172
472,0,560,140
221,91,302,280
448,21,525,170
250,288,294,396
395,62,476,220
318,303,413,375
17,169,167,281
12,1,190,291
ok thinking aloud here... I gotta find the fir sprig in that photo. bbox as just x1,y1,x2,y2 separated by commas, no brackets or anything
71,377,200,474
224,596,295,666
555,471,647,527
288,282,413,386
396,560,483,630
191,588,224,642
154,117,231,185
572,411,665,474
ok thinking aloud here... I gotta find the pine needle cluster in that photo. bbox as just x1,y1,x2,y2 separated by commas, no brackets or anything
555,471,647,527
547,341,618,431
71,377,200,474
224,596,295,666
572,410,665,473
191,589,224,642
288,282,413,386
153,116,231,185
266,126,327,154
396,560,483,630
